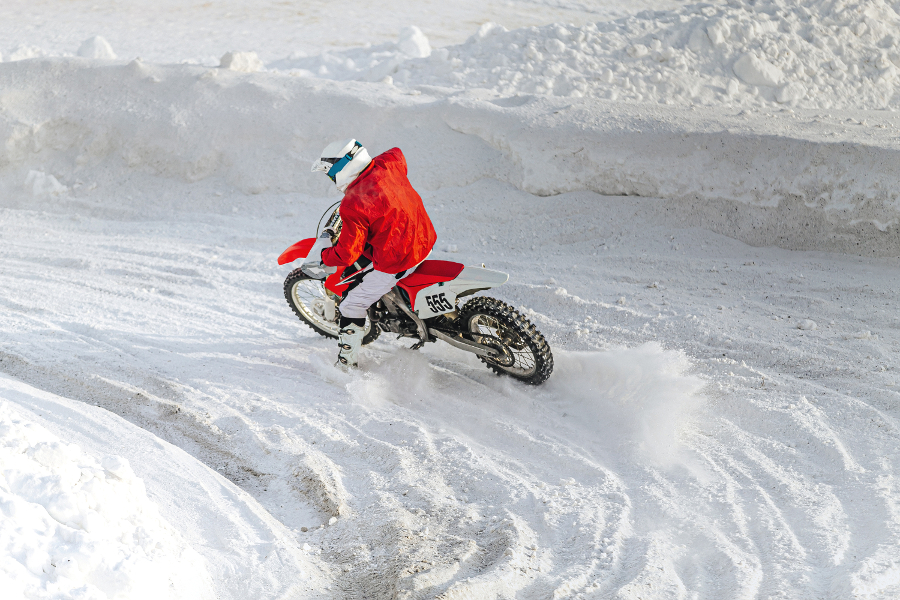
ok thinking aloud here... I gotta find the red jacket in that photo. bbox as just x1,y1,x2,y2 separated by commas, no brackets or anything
322,148,436,274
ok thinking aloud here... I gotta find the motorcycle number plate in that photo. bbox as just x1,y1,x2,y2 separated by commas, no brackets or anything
415,284,457,319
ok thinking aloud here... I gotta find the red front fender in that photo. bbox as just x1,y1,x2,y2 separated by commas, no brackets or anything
279,237,347,295
278,238,316,265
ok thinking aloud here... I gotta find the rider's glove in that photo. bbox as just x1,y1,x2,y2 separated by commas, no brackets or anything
300,232,338,278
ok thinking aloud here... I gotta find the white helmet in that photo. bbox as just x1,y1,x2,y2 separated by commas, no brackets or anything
311,139,373,192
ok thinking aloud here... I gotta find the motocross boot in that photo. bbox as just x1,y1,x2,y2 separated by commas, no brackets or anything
336,324,365,370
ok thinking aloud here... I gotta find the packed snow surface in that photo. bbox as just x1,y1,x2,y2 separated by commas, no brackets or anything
3,179,900,599
0,400,211,600
1,0,900,599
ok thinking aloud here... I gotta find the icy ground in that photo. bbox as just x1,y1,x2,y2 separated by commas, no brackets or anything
2,0,900,599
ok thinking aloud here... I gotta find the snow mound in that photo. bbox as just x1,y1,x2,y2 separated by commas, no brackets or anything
398,25,432,59
0,402,213,600
732,52,783,87
798,318,818,330
220,51,264,73
316,0,900,109
8,45,44,62
77,36,117,60
24,170,67,198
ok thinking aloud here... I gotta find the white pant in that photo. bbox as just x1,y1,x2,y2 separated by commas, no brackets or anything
339,261,424,319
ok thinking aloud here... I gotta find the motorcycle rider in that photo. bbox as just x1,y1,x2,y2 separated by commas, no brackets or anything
305,139,437,369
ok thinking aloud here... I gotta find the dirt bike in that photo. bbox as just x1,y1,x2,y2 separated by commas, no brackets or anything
277,207,553,385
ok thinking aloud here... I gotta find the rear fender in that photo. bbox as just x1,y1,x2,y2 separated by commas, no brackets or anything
445,266,509,297
413,266,508,319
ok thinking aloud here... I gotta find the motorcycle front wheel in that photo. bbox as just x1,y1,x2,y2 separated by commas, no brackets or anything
458,297,553,385
283,268,380,345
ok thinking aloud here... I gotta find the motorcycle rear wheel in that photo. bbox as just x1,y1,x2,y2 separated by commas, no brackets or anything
283,268,380,345
459,297,553,385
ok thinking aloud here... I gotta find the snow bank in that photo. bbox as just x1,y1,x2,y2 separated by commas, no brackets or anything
299,0,900,110
0,402,212,600
11,1,900,111
1,58,899,255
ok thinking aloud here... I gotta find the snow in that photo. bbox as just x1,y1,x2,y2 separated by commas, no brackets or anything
397,26,432,59
1,0,900,599
797,318,818,330
76,37,117,61
259,0,900,110
3,57,899,256
732,52,783,87
16,0,900,110
0,0,680,65
0,375,330,600
24,171,67,198
219,51,264,73
0,399,212,600
405,0,900,109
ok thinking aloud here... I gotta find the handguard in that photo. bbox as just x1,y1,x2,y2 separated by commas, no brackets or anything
300,232,338,277
301,261,337,278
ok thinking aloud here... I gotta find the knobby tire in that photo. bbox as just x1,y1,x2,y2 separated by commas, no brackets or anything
283,268,380,345
458,296,553,385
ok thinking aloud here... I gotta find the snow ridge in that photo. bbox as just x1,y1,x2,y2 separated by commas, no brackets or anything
1,58,899,255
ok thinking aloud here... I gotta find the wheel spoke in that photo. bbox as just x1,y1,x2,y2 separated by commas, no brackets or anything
284,272,379,345
468,313,537,377
291,279,345,336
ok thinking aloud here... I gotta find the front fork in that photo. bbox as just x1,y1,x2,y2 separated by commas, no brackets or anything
323,296,336,322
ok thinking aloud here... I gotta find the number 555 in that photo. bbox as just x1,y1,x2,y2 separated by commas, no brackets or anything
425,293,453,312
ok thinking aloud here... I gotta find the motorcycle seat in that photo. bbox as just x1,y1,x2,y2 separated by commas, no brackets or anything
397,260,464,296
